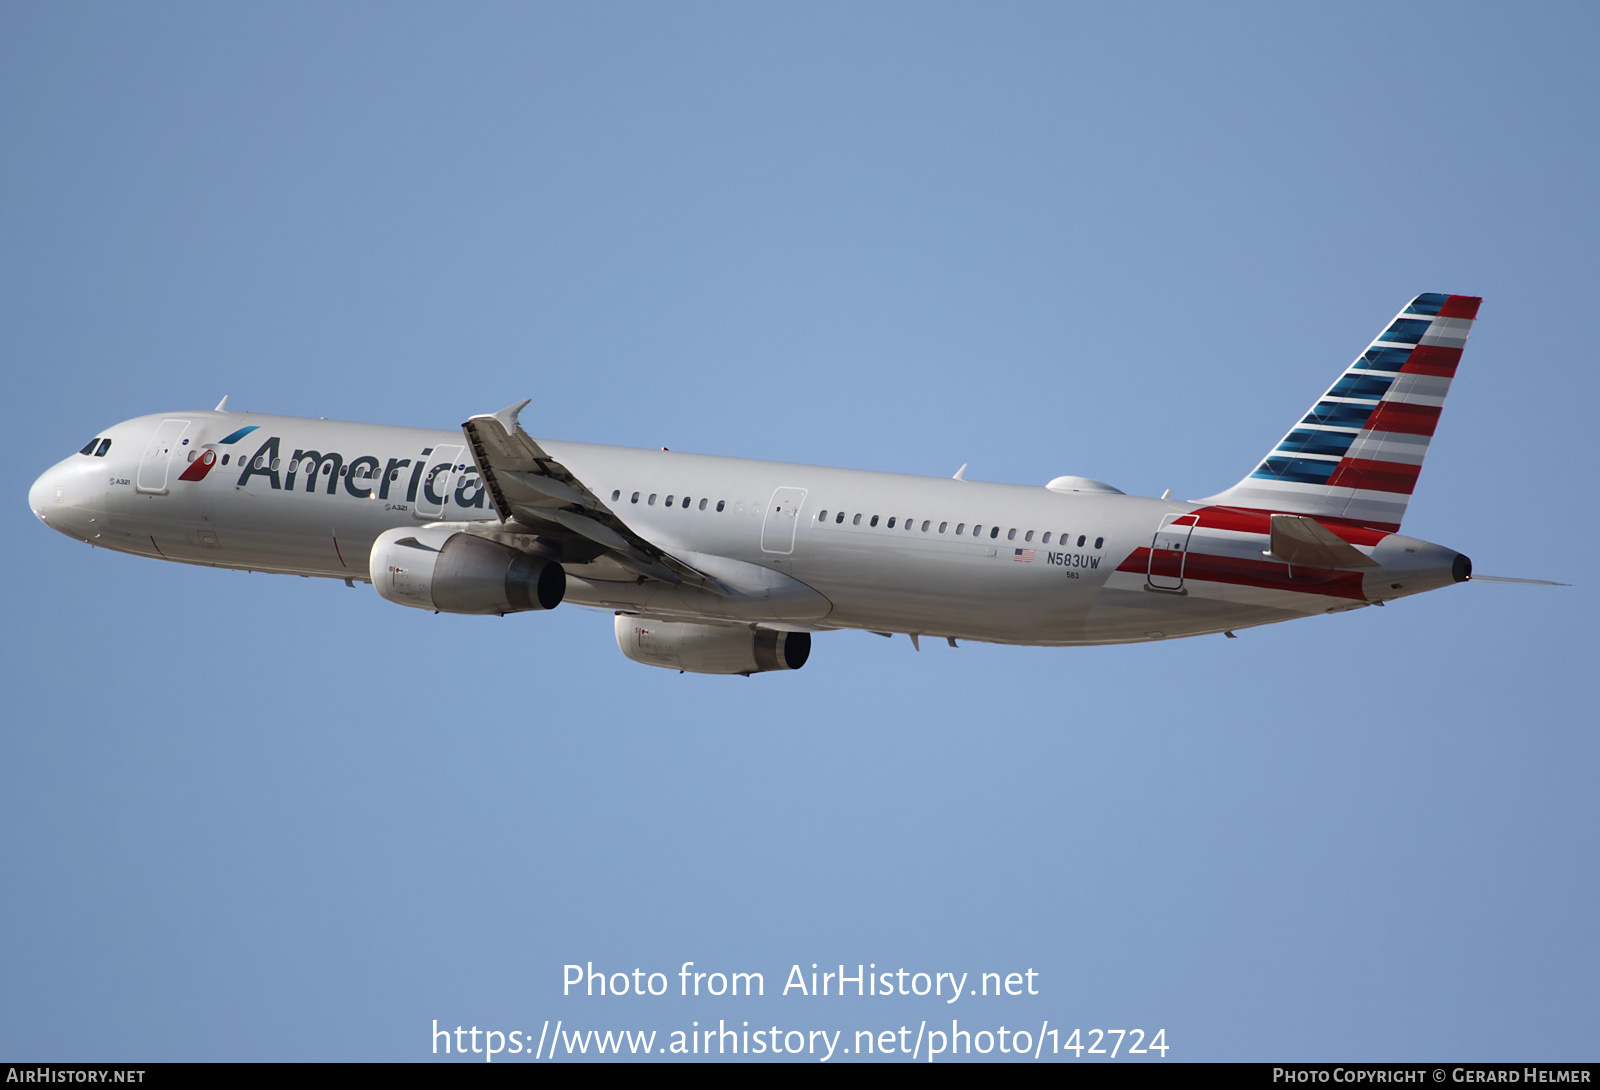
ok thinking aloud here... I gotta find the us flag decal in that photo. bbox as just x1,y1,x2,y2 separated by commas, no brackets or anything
1013,549,1034,563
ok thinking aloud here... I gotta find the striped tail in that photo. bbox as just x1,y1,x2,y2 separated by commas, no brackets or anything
1200,293,1481,532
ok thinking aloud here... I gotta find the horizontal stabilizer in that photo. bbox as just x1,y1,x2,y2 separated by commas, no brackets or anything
1266,514,1378,568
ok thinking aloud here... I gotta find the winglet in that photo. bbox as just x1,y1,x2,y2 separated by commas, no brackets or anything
952,464,968,481
491,399,532,438
214,395,229,412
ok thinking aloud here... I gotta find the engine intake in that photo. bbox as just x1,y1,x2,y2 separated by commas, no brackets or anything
614,615,811,675
370,526,564,614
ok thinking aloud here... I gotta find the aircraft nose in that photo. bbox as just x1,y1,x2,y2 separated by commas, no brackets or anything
28,464,64,522
28,458,92,533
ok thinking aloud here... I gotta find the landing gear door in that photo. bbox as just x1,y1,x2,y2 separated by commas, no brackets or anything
760,487,808,555
135,419,192,495
415,444,465,520
1147,513,1197,590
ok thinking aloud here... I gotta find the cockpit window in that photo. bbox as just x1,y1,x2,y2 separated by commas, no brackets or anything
95,439,112,456
80,438,99,455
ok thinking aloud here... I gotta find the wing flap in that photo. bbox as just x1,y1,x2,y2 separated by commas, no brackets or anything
503,470,589,507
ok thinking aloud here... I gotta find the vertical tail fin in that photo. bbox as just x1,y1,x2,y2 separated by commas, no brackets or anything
1200,293,1481,531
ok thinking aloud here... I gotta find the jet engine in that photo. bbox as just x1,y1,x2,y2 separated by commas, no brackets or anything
370,526,564,614
614,614,811,675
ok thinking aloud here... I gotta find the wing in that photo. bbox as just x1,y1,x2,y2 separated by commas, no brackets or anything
461,400,730,593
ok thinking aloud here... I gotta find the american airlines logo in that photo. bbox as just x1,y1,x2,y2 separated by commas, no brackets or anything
177,448,220,483
231,436,488,509
177,424,256,484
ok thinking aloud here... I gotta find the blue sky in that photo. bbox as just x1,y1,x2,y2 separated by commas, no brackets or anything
3,2,1595,1062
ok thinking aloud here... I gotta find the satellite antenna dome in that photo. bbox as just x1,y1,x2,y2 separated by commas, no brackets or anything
1044,475,1125,495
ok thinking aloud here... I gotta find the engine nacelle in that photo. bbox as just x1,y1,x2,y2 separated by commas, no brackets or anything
614,614,811,675
370,526,564,614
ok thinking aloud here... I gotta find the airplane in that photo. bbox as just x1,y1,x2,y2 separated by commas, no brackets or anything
28,292,1557,675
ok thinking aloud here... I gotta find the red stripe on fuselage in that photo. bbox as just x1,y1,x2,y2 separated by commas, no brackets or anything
1117,548,1369,601
1187,505,1393,544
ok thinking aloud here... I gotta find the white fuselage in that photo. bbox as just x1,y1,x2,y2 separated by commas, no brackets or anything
29,410,1468,647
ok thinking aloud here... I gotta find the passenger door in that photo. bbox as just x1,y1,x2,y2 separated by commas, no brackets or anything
1146,513,1197,590
135,419,192,495
760,487,808,555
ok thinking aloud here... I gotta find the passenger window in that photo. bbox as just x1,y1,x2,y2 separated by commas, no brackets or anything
869,515,879,527
1042,532,1052,544
611,489,620,501
716,500,725,512
921,520,930,532
1095,537,1104,549
1077,535,1086,547
1007,528,1016,540
990,526,1000,539
682,496,690,508
665,495,674,506
1024,530,1033,542
95,439,112,457
852,514,862,526
699,498,707,510
186,450,199,463
222,454,230,465
836,512,844,524
79,438,99,455
956,523,965,534
887,517,896,528
648,494,657,505
818,510,828,522
631,491,640,503
939,522,948,534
